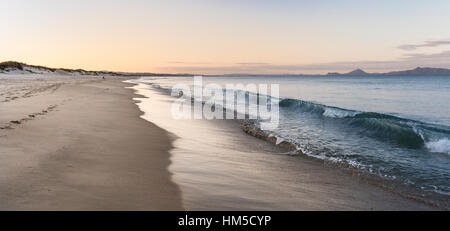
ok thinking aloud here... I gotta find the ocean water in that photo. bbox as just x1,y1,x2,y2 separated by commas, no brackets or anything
131,75,450,204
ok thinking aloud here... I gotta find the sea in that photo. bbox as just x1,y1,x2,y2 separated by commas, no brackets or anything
128,75,450,209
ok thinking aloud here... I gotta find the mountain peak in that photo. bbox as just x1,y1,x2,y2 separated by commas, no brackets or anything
346,68,368,76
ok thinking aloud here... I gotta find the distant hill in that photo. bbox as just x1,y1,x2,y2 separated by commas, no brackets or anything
328,67,450,76
383,67,450,76
345,68,369,76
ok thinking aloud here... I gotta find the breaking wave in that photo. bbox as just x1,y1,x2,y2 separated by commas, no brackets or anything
279,98,450,153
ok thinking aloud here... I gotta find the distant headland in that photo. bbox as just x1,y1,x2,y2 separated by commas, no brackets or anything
327,67,450,76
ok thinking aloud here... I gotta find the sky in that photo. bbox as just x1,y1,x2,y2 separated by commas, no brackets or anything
1,0,450,74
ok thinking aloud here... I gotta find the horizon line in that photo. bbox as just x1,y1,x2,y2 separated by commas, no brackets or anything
1,60,448,76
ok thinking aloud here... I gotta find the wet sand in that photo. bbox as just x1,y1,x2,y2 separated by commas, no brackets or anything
0,76,182,210
131,82,439,211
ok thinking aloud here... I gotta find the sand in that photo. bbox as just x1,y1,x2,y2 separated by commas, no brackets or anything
0,76,182,210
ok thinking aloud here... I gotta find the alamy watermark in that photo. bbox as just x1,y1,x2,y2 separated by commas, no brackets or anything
169,76,279,130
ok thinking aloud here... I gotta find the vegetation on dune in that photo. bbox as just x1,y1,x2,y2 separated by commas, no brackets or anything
0,61,24,70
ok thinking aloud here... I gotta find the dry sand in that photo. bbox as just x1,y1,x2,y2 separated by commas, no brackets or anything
0,76,182,210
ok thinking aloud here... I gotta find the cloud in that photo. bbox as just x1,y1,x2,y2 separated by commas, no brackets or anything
160,39,450,74
397,39,450,50
402,50,450,59
234,62,271,66
158,50,450,75
167,61,211,65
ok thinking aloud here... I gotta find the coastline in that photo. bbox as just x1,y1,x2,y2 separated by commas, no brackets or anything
0,76,182,210
130,81,440,210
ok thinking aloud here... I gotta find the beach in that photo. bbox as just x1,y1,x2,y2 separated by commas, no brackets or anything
0,74,441,210
0,75,181,210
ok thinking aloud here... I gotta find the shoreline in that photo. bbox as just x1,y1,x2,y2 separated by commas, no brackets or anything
131,81,440,210
0,76,182,210
240,120,449,210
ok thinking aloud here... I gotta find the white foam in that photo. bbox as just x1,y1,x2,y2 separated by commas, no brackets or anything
275,137,284,145
322,107,359,118
425,138,450,154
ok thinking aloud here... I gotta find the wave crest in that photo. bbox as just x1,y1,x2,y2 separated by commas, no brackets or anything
425,138,450,154
278,98,450,151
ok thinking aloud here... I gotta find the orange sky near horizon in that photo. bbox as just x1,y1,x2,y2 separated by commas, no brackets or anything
2,0,450,74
